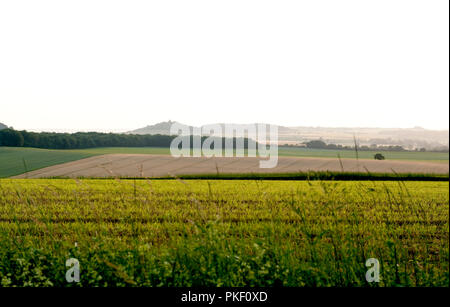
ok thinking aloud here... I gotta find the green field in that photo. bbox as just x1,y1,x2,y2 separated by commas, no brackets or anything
0,179,448,286
278,147,450,162
0,147,94,178
1,146,448,178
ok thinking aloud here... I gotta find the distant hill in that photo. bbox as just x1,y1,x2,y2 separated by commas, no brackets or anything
127,121,192,135
0,122,7,130
128,121,291,137
128,121,449,150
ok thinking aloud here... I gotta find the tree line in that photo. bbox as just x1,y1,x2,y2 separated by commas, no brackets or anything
0,128,257,150
282,139,449,152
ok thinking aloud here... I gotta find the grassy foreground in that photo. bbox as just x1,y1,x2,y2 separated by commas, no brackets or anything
0,179,448,287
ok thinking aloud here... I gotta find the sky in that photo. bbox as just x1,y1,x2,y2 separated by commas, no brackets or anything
0,0,448,132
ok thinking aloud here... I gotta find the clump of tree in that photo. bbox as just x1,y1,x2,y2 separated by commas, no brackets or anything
283,139,450,153
0,128,257,150
0,129,176,149
374,153,385,160
304,140,328,149
0,129,24,146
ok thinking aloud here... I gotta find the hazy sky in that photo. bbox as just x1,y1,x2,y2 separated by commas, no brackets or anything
0,0,448,132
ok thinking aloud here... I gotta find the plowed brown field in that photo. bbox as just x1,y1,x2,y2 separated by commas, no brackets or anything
12,154,449,178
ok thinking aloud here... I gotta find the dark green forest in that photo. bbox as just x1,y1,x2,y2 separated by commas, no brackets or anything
0,128,257,150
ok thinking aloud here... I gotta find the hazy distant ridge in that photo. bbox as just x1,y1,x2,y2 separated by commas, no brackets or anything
127,120,191,135
127,121,449,150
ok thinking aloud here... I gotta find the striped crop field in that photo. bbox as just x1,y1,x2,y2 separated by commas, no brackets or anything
0,179,448,287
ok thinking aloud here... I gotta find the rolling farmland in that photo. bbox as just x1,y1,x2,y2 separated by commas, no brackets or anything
59,146,450,162
1,146,448,178
12,154,449,179
1,0,448,294
1,147,448,287
0,179,447,286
